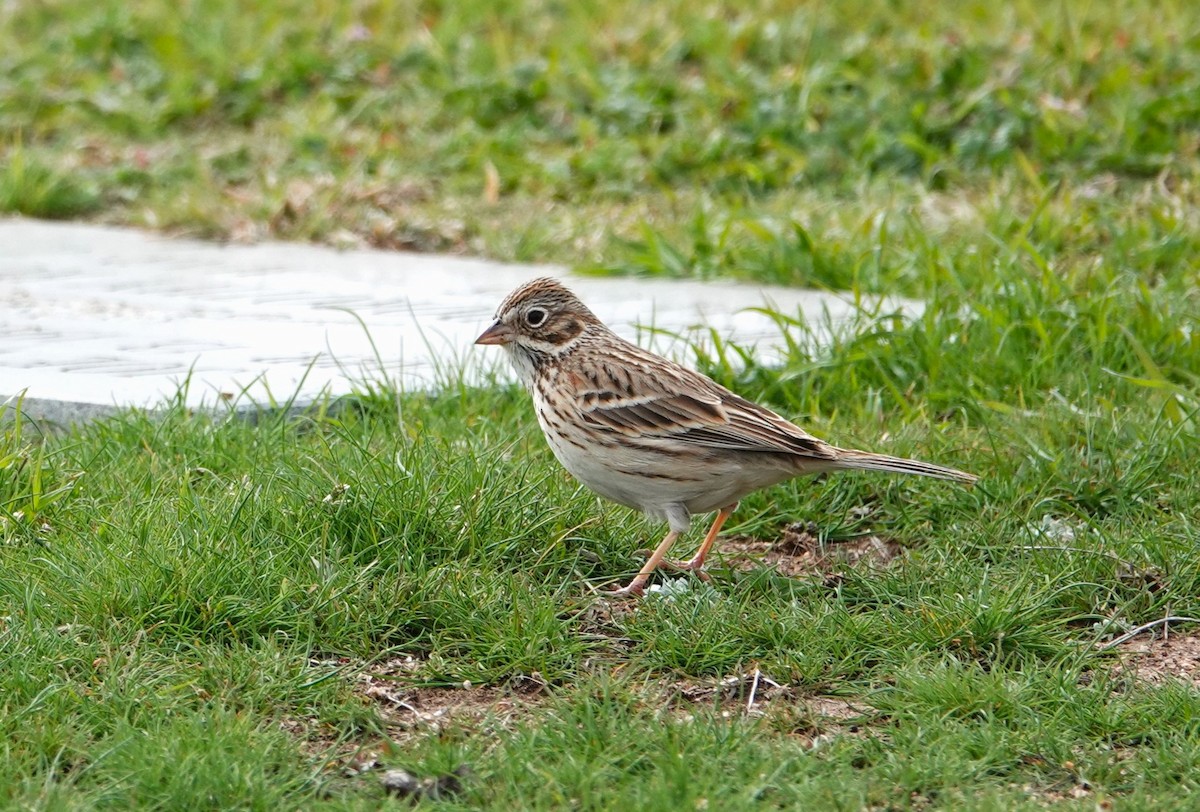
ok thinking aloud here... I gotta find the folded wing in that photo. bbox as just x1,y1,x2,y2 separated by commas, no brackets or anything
574,363,837,461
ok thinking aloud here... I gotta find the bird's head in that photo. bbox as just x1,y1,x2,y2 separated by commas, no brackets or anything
475,277,601,362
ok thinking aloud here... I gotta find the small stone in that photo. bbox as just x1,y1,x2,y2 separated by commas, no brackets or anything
380,766,470,800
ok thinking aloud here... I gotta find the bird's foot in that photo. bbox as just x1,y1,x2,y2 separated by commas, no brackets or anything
632,548,712,581
607,581,645,598
633,551,705,582
607,558,713,597
658,557,713,582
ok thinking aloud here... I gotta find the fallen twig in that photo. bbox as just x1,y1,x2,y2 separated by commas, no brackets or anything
745,668,783,713
1097,615,1200,651
746,669,761,712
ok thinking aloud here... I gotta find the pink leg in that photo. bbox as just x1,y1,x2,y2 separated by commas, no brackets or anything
661,504,736,579
610,530,681,597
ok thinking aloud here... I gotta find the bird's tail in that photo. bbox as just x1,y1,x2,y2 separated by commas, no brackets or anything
832,448,977,484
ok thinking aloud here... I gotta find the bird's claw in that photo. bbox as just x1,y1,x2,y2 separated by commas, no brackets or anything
607,582,644,598
634,550,710,577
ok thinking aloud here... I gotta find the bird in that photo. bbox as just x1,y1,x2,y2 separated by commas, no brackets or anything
475,277,976,596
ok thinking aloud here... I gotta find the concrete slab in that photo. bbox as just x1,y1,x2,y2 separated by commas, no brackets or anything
1,217,920,424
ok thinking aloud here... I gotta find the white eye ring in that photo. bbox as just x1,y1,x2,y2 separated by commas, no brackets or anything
525,308,547,327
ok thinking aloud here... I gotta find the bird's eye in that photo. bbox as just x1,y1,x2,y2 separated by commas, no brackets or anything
525,308,547,327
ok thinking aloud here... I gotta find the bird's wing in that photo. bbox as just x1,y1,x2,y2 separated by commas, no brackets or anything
570,359,837,460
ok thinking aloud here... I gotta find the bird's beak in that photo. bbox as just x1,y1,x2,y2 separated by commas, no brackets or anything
474,321,514,346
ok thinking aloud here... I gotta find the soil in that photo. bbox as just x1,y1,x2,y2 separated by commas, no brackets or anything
1110,626,1200,687
715,521,905,579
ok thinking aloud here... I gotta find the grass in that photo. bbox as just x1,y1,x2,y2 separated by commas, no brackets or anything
1,1,1197,264
3,259,1200,807
3,0,1200,808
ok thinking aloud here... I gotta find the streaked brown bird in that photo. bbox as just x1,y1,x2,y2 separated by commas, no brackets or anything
476,278,976,596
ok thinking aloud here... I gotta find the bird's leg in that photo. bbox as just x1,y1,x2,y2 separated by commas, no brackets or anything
609,529,681,597
659,503,737,578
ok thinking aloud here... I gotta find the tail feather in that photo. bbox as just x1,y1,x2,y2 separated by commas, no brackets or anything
832,448,977,484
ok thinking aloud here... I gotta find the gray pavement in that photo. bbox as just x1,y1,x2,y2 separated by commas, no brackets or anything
1,217,920,425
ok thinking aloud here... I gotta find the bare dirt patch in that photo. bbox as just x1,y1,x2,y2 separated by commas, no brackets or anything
1111,626,1200,687
716,521,905,580
355,656,548,743
285,656,881,791
667,668,874,748
282,655,548,779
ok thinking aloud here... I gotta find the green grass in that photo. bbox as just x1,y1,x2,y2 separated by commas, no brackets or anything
4,0,1200,808
3,257,1200,807
2,0,1198,264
